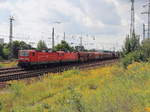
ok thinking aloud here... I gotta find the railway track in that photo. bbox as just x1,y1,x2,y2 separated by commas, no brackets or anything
0,59,117,82
0,67,19,71
0,68,24,75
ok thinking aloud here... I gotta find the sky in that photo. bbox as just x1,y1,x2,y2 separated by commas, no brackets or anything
0,0,147,50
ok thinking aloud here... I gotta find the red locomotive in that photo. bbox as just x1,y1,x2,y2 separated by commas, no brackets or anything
18,50,118,68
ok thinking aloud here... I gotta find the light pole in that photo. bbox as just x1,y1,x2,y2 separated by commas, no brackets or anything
9,16,14,59
51,21,62,50
52,27,55,50
64,32,65,41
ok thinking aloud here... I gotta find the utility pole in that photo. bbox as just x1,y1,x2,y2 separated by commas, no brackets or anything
9,16,14,59
130,0,135,38
148,0,150,38
80,36,82,47
142,0,150,38
79,34,83,51
52,27,55,50
113,44,115,52
64,32,65,41
51,21,62,50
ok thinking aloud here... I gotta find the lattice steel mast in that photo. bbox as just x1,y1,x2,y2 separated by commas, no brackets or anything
130,0,135,38
148,0,150,38
141,0,150,38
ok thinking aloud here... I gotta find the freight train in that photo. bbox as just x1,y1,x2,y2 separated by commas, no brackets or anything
18,50,119,68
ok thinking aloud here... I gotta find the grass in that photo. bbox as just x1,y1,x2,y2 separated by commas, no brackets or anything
0,62,150,111
0,61,17,68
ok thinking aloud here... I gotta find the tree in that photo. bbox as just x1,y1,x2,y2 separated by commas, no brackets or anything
121,34,141,68
0,41,33,60
2,47,10,60
54,41,74,52
121,50,144,68
0,43,10,60
0,44,3,60
19,41,32,50
122,34,140,56
37,40,48,51
75,46,85,51
11,41,33,58
141,38,150,60
12,41,21,58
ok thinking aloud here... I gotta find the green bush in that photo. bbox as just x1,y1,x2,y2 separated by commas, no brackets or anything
141,38,150,61
122,34,140,56
2,48,10,60
0,56,3,60
122,37,150,67
121,51,144,68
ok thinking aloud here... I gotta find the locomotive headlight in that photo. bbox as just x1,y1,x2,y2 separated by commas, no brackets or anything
20,58,29,61
24,58,29,61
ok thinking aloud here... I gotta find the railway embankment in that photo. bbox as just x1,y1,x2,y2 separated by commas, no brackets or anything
0,61,17,68
0,62,149,111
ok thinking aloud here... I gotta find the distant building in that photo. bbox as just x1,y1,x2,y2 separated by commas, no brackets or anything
0,38,4,44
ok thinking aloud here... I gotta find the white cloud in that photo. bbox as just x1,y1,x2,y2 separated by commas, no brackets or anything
0,0,145,50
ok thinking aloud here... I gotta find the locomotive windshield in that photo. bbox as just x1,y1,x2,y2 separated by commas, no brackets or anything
19,51,29,56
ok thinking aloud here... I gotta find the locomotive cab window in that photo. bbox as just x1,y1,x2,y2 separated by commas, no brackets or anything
19,51,29,57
